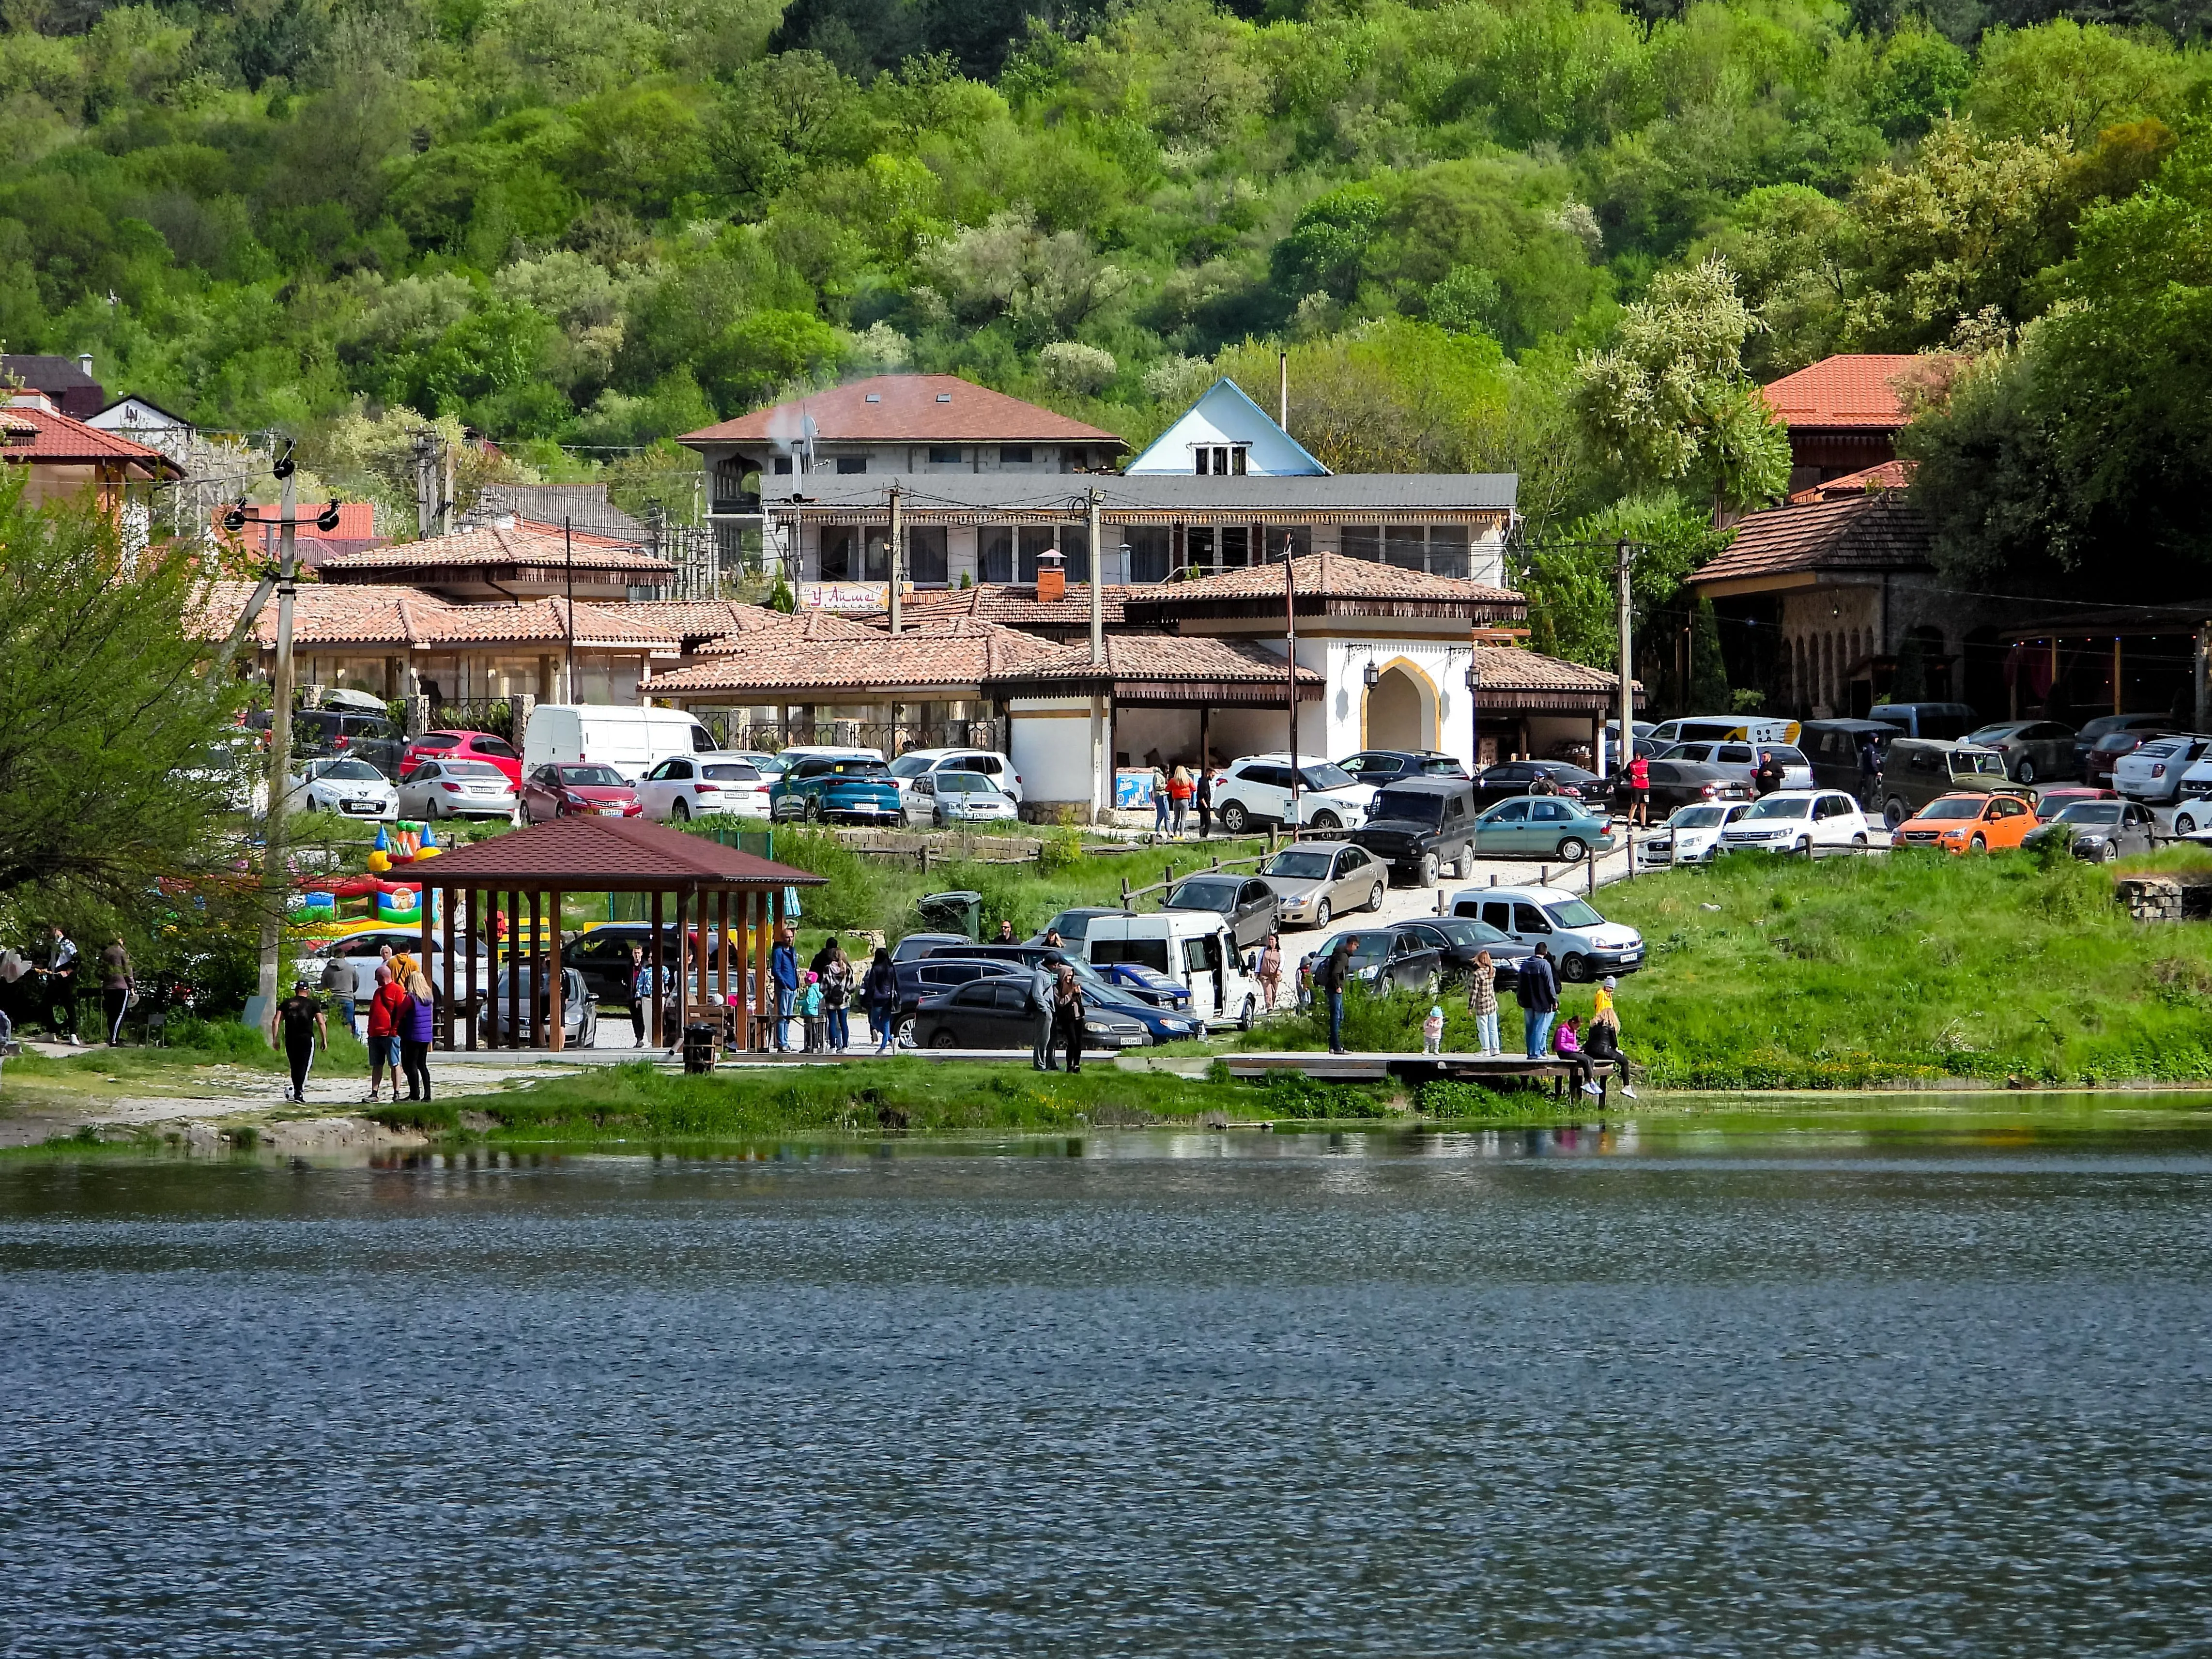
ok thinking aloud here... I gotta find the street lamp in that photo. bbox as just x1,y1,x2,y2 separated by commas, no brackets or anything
1464,658,1481,771
1362,658,1380,691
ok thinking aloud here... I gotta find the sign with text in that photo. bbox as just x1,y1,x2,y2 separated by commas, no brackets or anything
800,581,909,612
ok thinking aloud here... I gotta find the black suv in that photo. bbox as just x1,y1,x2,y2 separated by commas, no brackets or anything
1349,777,1480,886
254,707,406,779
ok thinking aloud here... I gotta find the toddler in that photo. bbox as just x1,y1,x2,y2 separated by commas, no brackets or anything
1422,1003,1445,1055
800,970,825,1053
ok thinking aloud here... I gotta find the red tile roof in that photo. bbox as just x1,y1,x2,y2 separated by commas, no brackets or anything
318,520,666,577
1,398,181,474
1141,551,1520,607
1786,460,1915,504
1690,492,1934,589
894,583,1161,631
682,376,1123,447
592,599,786,647
996,633,1324,690
652,616,1061,695
193,582,683,653
691,608,882,655
409,816,823,887
213,501,379,541
1761,355,1919,430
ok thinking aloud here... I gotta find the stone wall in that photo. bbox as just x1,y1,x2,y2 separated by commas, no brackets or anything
2116,875,2212,922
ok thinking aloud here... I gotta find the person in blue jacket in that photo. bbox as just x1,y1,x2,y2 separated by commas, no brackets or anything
770,926,800,1051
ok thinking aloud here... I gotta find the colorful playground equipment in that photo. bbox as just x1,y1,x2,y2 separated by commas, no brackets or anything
293,822,446,926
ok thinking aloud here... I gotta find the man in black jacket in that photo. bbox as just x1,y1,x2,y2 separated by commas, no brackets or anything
1317,935,1357,1054
1518,942,1559,1059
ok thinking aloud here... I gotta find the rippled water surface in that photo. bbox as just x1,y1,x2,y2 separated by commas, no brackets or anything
5,1118,2212,1656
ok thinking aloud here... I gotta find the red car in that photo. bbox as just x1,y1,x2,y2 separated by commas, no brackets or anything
522,762,643,823
2032,785,2118,822
401,729,522,786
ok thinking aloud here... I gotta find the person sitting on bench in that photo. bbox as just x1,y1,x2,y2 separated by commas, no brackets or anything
1554,1015,1600,1098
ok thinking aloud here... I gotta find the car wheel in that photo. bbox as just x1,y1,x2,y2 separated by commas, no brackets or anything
1559,952,1592,983
1220,800,1249,834
2180,812,2199,837
897,1016,917,1048
2016,759,2037,784
672,798,691,822
1969,833,1986,852
1311,810,1341,831
804,798,822,824
1239,995,1256,1032
928,1029,960,1049
1314,899,1332,929
1556,837,1587,862
1419,851,1439,888
1366,882,1384,912
1853,831,1868,849
1884,798,1907,830
2100,840,2120,862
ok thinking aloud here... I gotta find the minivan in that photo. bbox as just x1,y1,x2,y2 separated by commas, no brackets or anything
1446,883,1645,982
1644,715,1800,747
1083,912,1262,1028
521,704,717,783
1867,702,1979,741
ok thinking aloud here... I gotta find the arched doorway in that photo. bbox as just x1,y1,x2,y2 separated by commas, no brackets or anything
1365,662,1434,752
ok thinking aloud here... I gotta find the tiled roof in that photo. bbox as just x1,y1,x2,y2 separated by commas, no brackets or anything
1465,645,1623,694
411,816,822,887
1762,355,1918,430
1,398,181,474
691,608,881,655
593,599,787,648
652,616,1060,695
466,483,647,540
894,583,1161,630
999,633,1324,688
684,375,1122,447
214,502,379,543
1690,492,1934,588
1147,550,1519,606
317,520,668,576
192,582,682,653
2,355,98,392
1786,460,1915,504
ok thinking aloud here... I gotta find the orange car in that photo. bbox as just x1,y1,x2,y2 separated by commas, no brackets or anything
1896,791,2038,853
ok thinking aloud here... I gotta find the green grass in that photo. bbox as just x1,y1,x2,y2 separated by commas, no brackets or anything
1582,849,2212,1088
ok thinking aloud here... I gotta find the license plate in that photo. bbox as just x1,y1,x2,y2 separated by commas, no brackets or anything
345,800,376,812
596,805,624,816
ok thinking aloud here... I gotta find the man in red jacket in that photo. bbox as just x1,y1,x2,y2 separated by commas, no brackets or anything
365,964,409,1103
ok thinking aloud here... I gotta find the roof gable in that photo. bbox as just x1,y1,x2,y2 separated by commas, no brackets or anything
410,815,822,887
0,399,181,473
1690,492,1933,589
1762,355,1919,430
681,375,1123,448
1124,379,1330,476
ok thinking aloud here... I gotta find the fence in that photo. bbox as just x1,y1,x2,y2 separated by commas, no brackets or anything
694,715,1005,756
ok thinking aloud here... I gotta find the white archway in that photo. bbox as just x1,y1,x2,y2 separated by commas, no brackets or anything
1364,661,1436,752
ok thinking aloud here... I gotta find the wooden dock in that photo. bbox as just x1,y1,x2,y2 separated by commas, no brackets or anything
1221,1051,1616,1091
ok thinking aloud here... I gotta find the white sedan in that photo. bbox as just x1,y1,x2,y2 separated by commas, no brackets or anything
1718,790,1883,855
283,757,396,820
637,753,772,822
397,757,518,821
1636,800,1755,866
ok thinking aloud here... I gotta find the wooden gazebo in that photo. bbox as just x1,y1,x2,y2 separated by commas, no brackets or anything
408,817,824,1053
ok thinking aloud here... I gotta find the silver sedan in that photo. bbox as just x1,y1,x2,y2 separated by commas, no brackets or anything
1256,840,1389,930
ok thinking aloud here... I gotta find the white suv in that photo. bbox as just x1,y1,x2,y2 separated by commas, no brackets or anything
1213,755,1376,833
1447,883,1645,983
636,753,771,822
1719,789,1879,855
889,747,1023,805
1637,800,1755,867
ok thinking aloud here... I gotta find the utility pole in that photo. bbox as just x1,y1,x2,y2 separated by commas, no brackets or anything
1088,486,1105,822
1285,535,1300,832
1615,538,1636,780
888,483,904,635
441,438,456,536
255,444,301,1035
1278,351,1289,431
564,517,575,703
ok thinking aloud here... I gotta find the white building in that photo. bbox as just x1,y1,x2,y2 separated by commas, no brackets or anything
1123,377,1329,476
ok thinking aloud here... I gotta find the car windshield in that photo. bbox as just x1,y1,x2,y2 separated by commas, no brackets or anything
888,754,933,778
1952,753,2006,777
1169,879,1237,910
1322,935,1388,965
1544,899,1605,928
1370,788,1445,824
559,765,626,786
1921,798,1985,820
1301,763,1356,790
2136,740,2186,758
1742,797,1813,820
442,760,507,779
701,763,759,781
1429,918,1508,947
316,759,383,781
1262,850,1333,879
1671,806,1727,828
938,772,991,793
2058,803,2122,825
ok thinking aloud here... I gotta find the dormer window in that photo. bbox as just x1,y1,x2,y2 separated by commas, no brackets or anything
865,393,882,403
1195,445,1248,475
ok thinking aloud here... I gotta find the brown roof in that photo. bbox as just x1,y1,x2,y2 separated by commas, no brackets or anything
993,634,1324,706
682,376,1122,447
691,608,882,656
893,583,1162,632
653,616,1061,696
193,582,682,653
1762,355,1918,430
1690,492,1934,590
318,520,667,579
1124,551,1522,626
410,816,823,889
1786,459,1914,504
593,599,786,648
2,397,182,475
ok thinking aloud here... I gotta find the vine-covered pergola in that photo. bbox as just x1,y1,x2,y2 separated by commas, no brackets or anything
409,817,824,1053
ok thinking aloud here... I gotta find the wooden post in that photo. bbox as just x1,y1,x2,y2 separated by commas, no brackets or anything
756,887,774,1050
716,890,730,1048
675,887,690,1051
465,889,478,1051
440,877,456,1049
1121,876,1131,906
529,890,544,1049
547,890,564,1053
650,889,665,1048
507,890,520,1049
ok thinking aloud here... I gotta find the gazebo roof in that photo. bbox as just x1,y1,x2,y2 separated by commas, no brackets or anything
410,818,824,889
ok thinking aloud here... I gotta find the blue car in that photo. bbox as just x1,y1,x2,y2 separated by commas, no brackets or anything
769,753,903,824
1088,982,1204,1042
1092,960,1194,1012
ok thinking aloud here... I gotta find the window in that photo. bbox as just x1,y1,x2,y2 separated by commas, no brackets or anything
1018,527,1055,583
1428,525,1471,578
1511,904,1551,933
1000,446,1032,465
835,457,867,474
909,527,950,583
953,982,997,1006
1338,847,1371,870
1489,800,1529,821
1481,902,1513,931
819,527,855,581
690,725,715,752
1241,764,1291,789
991,983,1032,1012
980,527,1014,584
1092,938,1170,972
1384,526,1426,569
1531,801,1568,821
1342,525,1382,561
773,457,792,475
929,446,961,464
475,737,516,758
1126,527,1171,584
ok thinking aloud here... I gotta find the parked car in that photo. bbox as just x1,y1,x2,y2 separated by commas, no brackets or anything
887,746,1024,805
892,932,972,964
2032,786,2118,821
300,928,491,1003
1468,796,1617,863
2024,799,2157,862
563,922,745,1008
890,956,1027,1042
522,703,715,785
1867,702,1980,740
283,756,398,820
1878,740,2010,827
1089,960,1195,1012
399,729,522,786
1334,749,1470,787
1211,755,1376,833
2113,735,2212,803
481,963,600,1047
1383,917,1530,993
1798,718,1899,794
1659,740,1813,793
1309,928,1445,996
521,761,643,822
1256,841,1389,930
1472,760,1605,810
1081,913,1262,1027
770,753,903,824
2172,791,2212,838
1446,884,1645,982
1644,716,1799,747
2073,713,2173,778
1964,720,2078,784
1636,800,1757,867
911,769,1020,827
1348,778,1480,886
1894,790,2038,852
1084,981,1207,1044
1163,873,1279,950
912,977,1150,1051
1635,758,1754,813
636,753,771,822
1717,790,1880,855
270,707,405,778
396,757,517,821
919,942,1121,995
733,751,787,782
1031,907,1130,946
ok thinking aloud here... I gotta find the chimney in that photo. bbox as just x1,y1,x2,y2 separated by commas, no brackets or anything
1035,547,1066,601
78,354,93,380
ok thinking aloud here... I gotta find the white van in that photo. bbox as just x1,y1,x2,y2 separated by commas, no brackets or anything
1447,883,1646,982
1084,912,1262,1029
1644,715,1801,748
522,705,716,783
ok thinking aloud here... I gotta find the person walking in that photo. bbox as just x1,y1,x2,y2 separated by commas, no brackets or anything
1554,1014,1600,1097
626,945,651,1047
1519,941,1558,1060
1257,932,1282,1012
1583,974,1638,1099
1466,948,1499,1056
1858,736,1884,812
1051,961,1085,1074
1029,955,1058,1070
100,936,133,1046
44,924,79,1045
1627,753,1651,828
864,946,899,1053
318,952,353,1041
270,977,327,1103
1317,934,1355,1055
399,968,436,1101
1150,763,1170,837
1168,766,1194,837
365,963,406,1101
770,928,799,1051
1195,768,1214,839
821,941,853,1052
1754,750,1784,797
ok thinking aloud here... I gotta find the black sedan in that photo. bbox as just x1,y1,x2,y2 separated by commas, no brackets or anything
1311,929,1445,995
1473,759,1605,810
1163,874,1279,950
912,978,1152,1050
1336,749,1470,787
1384,917,1530,992
1638,758,1755,812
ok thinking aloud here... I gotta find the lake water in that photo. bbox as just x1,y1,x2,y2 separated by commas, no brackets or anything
4,1116,2211,1655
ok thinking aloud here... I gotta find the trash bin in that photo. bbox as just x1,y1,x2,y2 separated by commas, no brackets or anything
682,1021,719,1075
916,889,983,941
